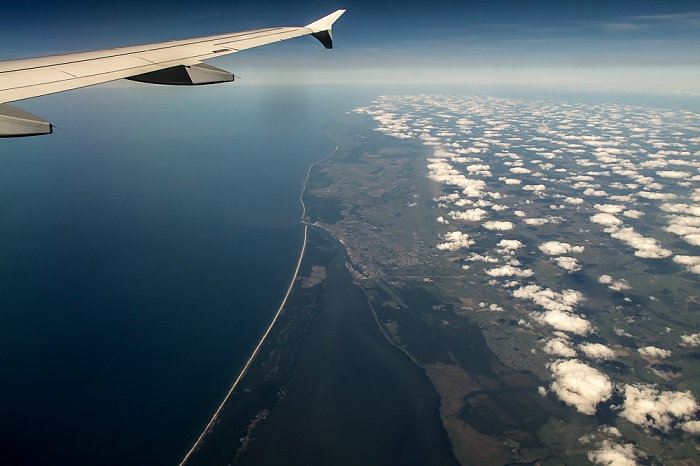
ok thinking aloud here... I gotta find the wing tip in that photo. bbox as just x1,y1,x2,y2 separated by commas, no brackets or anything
306,10,346,49
305,10,346,34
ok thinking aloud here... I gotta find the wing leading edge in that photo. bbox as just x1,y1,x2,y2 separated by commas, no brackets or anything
0,10,345,137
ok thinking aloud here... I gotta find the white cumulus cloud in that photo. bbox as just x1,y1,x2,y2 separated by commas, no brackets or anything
580,343,617,361
549,359,613,415
496,239,523,252
591,213,623,227
619,384,698,433
610,228,672,259
524,218,549,226
656,170,690,179
543,338,577,358
638,346,672,359
448,208,488,222
554,256,582,272
531,309,593,335
511,284,592,335
539,241,585,256
637,191,677,200
486,265,534,278
681,333,700,347
588,441,639,466
595,204,626,214
673,251,700,269
437,231,475,251
622,210,644,219
483,220,514,231
523,184,547,192
599,275,613,285
510,167,531,174
683,420,700,434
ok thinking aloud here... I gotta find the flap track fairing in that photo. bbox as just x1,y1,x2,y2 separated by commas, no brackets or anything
0,104,52,137
127,63,234,86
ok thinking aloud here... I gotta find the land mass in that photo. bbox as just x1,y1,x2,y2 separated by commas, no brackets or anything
182,96,700,465
302,113,565,465
180,121,458,465
180,114,599,466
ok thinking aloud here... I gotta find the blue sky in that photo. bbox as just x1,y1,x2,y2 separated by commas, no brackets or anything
2,0,699,91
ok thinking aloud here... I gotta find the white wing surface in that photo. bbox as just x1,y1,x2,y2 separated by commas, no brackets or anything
0,9,345,137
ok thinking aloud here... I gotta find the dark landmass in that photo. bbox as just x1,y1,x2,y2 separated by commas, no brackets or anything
185,104,700,466
236,230,458,466
184,113,568,466
300,114,570,465
183,226,457,466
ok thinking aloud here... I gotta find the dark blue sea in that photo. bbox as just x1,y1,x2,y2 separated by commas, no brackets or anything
0,84,369,466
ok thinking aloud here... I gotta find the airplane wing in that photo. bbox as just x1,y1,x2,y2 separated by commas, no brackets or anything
0,9,345,137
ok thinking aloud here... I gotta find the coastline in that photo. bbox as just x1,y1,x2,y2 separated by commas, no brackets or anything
233,119,459,465
178,228,309,466
180,114,459,465
291,111,569,465
179,135,340,466
235,228,459,466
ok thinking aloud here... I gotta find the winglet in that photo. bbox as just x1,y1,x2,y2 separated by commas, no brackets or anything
305,10,346,49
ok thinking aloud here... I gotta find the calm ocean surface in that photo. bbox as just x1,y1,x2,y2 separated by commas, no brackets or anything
0,84,369,466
